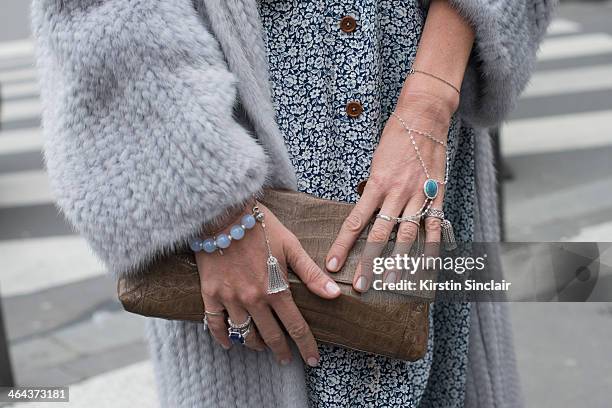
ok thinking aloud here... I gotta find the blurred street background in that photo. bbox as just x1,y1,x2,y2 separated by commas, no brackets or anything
1,0,612,407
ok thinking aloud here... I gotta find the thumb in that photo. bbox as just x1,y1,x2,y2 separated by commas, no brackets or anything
284,236,341,299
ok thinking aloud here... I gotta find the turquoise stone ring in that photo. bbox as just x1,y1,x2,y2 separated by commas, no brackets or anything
424,179,439,200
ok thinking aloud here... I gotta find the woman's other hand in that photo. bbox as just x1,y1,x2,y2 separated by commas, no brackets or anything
326,77,458,292
196,203,341,366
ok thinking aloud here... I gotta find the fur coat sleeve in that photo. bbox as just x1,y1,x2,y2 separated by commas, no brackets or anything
31,0,269,276
421,0,557,127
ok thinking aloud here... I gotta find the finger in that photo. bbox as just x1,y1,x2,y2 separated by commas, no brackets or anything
285,237,341,299
325,185,382,273
202,294,231,350
384,197,425,284
271,291,320,367
249,303,293,364
424,185,445,260
353,194,405,293
225,303,265,351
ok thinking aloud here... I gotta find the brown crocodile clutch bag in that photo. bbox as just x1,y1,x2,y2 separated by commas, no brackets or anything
118,189,431,361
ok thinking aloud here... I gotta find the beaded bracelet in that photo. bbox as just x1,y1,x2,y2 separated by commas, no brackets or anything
189,210,258,254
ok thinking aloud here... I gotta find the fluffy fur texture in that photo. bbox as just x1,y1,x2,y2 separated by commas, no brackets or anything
31,0,297,277
32,0,553,407
421,0,557,127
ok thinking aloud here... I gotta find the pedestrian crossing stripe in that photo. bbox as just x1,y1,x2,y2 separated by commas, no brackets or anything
523,64,612,98
539,33,612,61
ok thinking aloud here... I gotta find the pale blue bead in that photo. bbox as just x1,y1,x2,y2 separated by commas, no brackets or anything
202,238,217,253
230,224,245,240
189,238,203,252
241,214,256,229
216,233,231,249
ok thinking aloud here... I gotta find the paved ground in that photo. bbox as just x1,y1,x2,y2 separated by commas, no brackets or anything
1,1,612,407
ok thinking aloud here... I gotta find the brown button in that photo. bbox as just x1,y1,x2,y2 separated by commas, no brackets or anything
346,101,363,118
340,16,357,33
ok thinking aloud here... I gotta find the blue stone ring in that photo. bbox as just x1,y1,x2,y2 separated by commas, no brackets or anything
227,315,253,345
423,179,439,200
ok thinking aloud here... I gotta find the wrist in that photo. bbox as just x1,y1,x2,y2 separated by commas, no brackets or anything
397,74,460,117
201,196,257,236
393,89,456,140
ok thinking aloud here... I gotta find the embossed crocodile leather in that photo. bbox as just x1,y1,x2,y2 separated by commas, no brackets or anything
118,189,430,361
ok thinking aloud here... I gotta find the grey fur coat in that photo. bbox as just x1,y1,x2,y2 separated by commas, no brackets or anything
32,0,555,406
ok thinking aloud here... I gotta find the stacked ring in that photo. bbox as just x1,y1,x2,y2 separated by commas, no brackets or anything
424,208,444,219
227,315,253,345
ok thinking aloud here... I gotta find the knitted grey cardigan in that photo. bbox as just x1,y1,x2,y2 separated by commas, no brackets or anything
32,0,555,406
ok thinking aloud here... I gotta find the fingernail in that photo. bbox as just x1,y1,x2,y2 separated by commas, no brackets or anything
327,257,338,271
280,359,290,366
222,344,231,350
385,272,396,284
325,281,341,296
355,276,367,291
307,357,319,367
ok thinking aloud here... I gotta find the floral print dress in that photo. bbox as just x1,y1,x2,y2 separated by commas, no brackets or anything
257,0,474,406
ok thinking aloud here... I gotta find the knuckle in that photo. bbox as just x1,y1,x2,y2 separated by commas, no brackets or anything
301,263,322,285
288,323,310,340
201,283,221,299
239,288,264,306
219,289,237,304
344,213,364,232
367,174,385,193
425,217,441,233
264,333,285,349
397,224,418,242
369,224,390,242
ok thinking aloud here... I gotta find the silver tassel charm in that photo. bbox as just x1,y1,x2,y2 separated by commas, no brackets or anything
267,255,288,294
253,206,289,294
441,219,457,251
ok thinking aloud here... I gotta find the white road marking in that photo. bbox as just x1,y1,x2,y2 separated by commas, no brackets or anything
539,33,612,61
0,66,37,82
508,178,612,231
0,38,34,60
547,18,581,36
523,64,612,98
0,128,43,155
5,361,156,408
1,80,39,99
502,110,612,157
566,221,612,242
0,97,41,123
0,235,106,297
0,170,52,208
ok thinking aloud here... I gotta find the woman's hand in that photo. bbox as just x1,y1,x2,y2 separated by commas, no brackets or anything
196,203,341,366
325,79,457,291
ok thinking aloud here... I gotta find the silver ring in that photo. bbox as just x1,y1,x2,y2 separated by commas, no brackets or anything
397,214,420,223
228,315,252,329
425,208,445,219
375,213,397,223
202,310,226,331
205,310,226,317
402,219,421,228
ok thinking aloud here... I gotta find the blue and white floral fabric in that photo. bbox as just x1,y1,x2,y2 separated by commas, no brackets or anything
258,1,475,406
